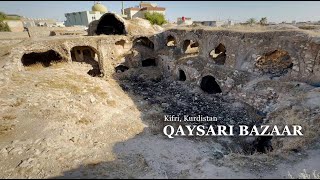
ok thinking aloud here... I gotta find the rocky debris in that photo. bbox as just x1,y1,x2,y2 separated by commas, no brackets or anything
255,49,293,75
118,72,260,128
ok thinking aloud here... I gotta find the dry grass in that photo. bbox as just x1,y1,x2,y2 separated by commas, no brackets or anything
76,117,92,125
223,151,277,173
44,79,83,94
288,169,320,179
269,108,320,152
24,61,68,71
24,62,46,71
106,100,117,107
10,98,25,107
0,124,15,135
87,86,108,99
2,115,16,121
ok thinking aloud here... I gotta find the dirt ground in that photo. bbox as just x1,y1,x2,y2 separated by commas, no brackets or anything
0,58,319,178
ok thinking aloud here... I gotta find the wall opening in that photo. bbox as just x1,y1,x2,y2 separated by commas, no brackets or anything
115,64,129,72
183,40,199,54
115,39,126,48
142,58,156,67
96,13,126,35
255,49,292,74
200,75,222,94
210,43,226,65
166,35,176,47
21,50,64,67
70,46,101,77
133,37,154,49
178,69,186,81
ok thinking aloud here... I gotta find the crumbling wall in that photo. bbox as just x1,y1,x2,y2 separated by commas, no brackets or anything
155,29,320,94
6,26,320,92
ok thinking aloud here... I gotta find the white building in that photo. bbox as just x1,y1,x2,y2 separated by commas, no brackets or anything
64,2,107,27
124,2,166,20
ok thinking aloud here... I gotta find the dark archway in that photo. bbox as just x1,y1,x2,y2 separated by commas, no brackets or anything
200,75,222,94
70,46,101,77
182,39,199,54
115,65,129,72
21,50,64,67
178,69,186,81
166,35,176,47
142,58,156,67
210,43,226,65
96,13,126,35
133,37,154,49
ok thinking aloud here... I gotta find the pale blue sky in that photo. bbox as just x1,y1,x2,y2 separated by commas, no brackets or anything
0,1,320,23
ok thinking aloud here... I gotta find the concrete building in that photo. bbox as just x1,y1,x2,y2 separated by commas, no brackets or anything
124,2,166,20
193,20,225,27
21,18,57,27
64,2,107,27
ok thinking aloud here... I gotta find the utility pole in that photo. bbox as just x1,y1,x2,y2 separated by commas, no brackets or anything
121,1,124,15
24,27,31,38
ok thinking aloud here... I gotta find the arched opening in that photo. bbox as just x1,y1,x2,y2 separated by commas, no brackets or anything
178,69,186,81
96,13,126,35
70,46,101,77
200,75,222,94
142,58,156,67
115,64,129,73
133,37,154,49
21,50,64,67
255,49,292,74
115,39,126,48
183,39,199,54
166,35,176,47
210,43,226,65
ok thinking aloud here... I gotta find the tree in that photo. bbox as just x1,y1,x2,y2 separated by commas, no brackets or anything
246,18,256,25
144,12,167,26
0,12,7,21
0,12,10,32
0,21,10,32
260,17,268,25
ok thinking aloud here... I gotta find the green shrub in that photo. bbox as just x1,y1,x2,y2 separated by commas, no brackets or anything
0,21,10,32
246,18,257,25
0,12,7,21
144,12,167,26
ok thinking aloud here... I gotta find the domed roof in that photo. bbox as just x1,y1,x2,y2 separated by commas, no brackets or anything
92,3,107,13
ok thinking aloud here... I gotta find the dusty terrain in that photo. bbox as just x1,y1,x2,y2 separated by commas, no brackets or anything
0,19,320,179
0,60,319,178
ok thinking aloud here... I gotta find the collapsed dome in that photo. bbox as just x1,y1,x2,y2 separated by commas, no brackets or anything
133,37,155,49
96,13,126,35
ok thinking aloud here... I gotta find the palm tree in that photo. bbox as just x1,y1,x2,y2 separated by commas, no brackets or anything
246,18,256,25
260,17,268,25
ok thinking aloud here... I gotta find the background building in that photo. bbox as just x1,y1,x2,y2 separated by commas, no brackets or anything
64,2,107,27
124,2,166,20
193,20,225,27
21,18,57,27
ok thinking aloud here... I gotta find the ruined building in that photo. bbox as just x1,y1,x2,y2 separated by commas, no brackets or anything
2,12,320,156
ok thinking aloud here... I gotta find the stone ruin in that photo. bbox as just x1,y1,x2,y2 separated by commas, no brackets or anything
3,12,320,154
